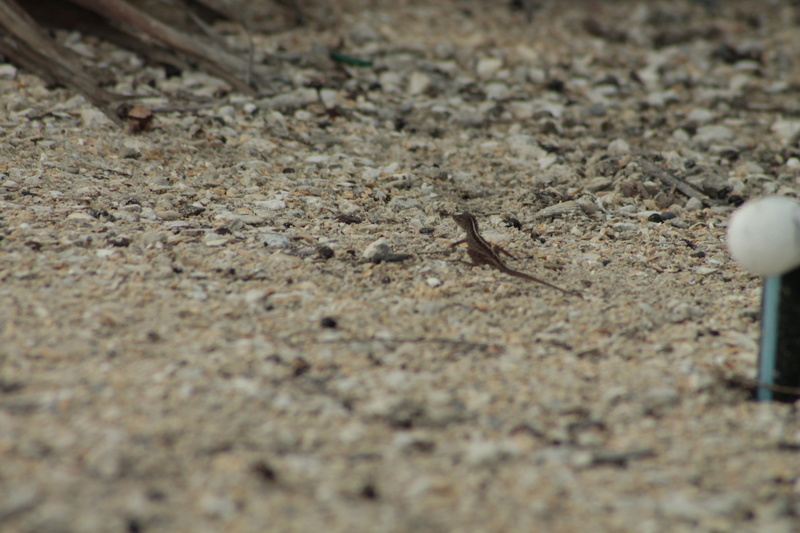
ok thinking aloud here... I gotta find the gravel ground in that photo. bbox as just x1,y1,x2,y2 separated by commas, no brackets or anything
2,1,800,532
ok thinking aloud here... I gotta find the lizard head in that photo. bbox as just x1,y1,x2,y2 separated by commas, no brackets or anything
452,212,477,231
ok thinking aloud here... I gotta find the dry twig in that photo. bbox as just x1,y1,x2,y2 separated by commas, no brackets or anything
639,157,721,207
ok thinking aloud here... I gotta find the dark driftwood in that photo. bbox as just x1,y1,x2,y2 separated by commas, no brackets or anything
0,0,124,123
69,0,258,94
0,0,265,124
25,0,191,75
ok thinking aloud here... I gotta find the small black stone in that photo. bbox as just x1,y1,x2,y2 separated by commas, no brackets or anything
335,214,363,225
291,357,311,376
711,43,739,64
360,483,379,500
504,216,522,229
661,211,677,221
377,253,413,263
163,64,182,78
419,227,435,234
320,317,338,329
691,251,706,258
0,379,24,393
545,78,565,92
728,194,745,207
115,103,133,120
145,488,167,502
711,42,760,64
251,460,277,483
317,245,335,259
648,213,664,223
282,167,296,174
305,79,323,91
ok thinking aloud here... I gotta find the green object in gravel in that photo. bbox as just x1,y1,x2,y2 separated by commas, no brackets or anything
329,50,373,67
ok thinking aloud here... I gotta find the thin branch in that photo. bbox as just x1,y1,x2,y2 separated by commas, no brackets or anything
639,157,721,207
290,336,503,352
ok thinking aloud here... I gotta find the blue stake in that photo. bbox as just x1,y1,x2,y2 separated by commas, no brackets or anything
727,196,800,403
758,276,781,402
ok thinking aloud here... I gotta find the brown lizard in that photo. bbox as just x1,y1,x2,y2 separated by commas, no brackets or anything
451,212,581,297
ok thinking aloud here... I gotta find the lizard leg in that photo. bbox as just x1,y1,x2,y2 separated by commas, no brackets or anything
491,243,517,261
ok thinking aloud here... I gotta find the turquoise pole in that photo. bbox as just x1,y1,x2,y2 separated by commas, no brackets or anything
758,276,781,402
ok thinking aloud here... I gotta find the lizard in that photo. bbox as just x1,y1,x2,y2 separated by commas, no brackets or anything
451,212,582,297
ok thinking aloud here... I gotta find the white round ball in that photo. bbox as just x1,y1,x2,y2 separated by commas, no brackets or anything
727,196,800,276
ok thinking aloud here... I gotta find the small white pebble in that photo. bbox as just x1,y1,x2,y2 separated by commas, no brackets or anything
0,64,17,78
67,211,94,221
687,108,713,124
204,236,230,247
261,233,292,248
612,223,638,233
426,277,443,288
363,238,392,260
607,138,630,156
217,105,236,119
408,71,431,95
81,108,111,128
684,197,704,211
476,57,503,79
254,200,286,210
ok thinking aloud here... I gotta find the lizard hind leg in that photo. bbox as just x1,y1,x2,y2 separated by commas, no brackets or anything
491,242,517,261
